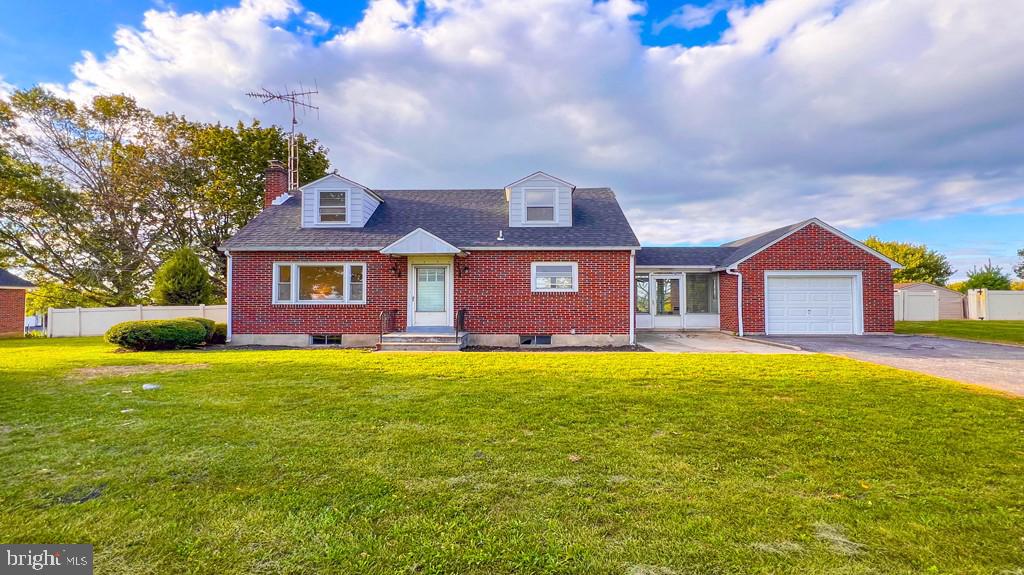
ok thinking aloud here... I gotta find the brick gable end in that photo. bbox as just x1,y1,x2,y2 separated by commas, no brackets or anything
719,223,894,334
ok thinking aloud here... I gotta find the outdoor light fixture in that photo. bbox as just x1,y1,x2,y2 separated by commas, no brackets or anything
389,261,403,277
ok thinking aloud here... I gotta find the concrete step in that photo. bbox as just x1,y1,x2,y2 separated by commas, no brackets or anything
378,342,466,352
377,331,468,351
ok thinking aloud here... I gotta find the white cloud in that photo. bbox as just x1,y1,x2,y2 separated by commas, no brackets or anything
55,0,1024,246
653,0,736,33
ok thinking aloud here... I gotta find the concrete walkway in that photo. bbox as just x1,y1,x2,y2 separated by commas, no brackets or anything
638,332,803,354
757,335,1024,396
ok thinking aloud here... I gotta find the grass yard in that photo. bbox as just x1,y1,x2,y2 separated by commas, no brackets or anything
896,320,1024,345
0,338,1022,574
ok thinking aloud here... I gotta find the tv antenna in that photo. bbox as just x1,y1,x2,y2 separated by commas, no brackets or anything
246,82,319,191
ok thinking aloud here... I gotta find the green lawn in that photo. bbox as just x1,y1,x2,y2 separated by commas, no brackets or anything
0,338,1021,574
896,320,1024,344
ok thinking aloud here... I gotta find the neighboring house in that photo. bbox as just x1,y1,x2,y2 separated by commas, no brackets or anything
221,164,899,348
894,282,965,320
0,269,34,338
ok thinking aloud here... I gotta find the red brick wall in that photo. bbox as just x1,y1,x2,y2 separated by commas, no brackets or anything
0,289,27,338
230,250,632,335
718,271,738,333
231,251,407,334
718,223,894,334
455,251,631,334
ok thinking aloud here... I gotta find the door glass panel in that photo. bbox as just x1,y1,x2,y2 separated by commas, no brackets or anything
655,278,680,316
416,267,445,312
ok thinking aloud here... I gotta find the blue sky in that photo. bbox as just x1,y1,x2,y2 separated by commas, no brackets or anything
1,0,1022,280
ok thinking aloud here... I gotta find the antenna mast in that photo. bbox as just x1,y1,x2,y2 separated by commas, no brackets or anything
245,83,319,191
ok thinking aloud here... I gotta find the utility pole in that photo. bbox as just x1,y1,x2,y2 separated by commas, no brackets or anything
245,83,319,191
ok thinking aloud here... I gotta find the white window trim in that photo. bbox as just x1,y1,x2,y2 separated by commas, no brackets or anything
272,262,367,305
522,186,558,224
315,188,351,225
531,261,579,293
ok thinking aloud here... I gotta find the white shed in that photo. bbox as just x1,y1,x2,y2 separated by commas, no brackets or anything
894,282,965,321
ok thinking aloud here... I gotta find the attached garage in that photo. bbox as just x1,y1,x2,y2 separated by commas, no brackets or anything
765,273,861,335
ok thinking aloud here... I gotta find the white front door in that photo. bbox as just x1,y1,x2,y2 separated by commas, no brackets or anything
652,274,683,329
412,265,449,327
765,275,856,334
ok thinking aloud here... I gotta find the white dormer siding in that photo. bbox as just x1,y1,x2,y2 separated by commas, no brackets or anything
300,173,381,228
505,171,574,228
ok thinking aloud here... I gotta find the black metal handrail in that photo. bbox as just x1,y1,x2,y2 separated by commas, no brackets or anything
454,309,468,333
379,309,397,344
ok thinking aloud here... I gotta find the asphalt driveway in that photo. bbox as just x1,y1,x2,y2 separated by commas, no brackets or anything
757,335,1024,396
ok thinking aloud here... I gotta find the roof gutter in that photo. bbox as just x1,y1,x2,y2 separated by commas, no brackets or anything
724,267,744,337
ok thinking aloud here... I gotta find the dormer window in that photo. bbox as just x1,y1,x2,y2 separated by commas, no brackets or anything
317,190,348,224
524,188,556,223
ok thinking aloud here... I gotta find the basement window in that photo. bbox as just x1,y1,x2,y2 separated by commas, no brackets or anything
310,335,343,345
520,334,552,346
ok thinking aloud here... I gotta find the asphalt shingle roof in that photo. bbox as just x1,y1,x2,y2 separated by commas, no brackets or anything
0,269,34,288
222,188,640,250
633,220,815,267
635,247,737,267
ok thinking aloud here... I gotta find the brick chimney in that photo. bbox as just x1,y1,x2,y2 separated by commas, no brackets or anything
264,159,288,208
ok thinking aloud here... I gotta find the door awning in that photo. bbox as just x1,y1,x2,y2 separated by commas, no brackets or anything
380,228,461,255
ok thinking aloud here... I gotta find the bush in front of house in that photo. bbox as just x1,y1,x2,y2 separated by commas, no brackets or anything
210,323,227,345
184,317,216,342
105,319,208,351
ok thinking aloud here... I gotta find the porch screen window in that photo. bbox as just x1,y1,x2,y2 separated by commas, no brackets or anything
273,263,366,304
318,190,347,223
686,273,719,314
635,274,650,313
532,262,578,292
524,188,556,222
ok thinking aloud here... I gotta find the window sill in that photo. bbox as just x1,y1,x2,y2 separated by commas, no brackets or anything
273,301,367,306
531,289,579,294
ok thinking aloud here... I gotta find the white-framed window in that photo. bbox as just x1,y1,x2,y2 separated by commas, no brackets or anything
531,262,578,292
273,262,366,304
524,187,556,223
317,189,349,224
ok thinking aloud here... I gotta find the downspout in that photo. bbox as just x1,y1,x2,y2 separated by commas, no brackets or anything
225,251,233,343
725,267,743,337
628,250,636,345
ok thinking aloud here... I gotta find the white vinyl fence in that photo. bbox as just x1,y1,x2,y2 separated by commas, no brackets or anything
47,305,226,337
894,289,965,321
967,289,1024,320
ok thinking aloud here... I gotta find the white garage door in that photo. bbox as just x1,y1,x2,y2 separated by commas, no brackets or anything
766,275,857,335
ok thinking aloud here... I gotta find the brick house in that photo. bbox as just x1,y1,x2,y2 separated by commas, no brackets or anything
222,164,898,348
0,269,34,338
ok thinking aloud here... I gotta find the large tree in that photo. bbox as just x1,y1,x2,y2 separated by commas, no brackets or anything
864,237,954,285
160,119,329,292
0,88,329,305
1014,248,1023,280
0,89,167,306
